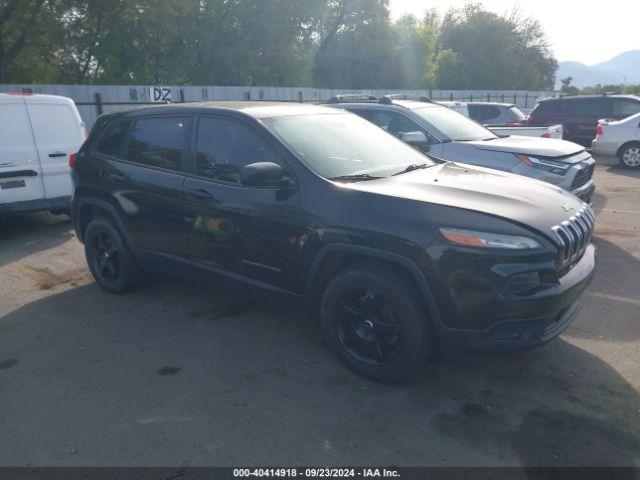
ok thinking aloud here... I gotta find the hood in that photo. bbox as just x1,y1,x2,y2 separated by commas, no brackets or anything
467,135,584,160
347,162,585,236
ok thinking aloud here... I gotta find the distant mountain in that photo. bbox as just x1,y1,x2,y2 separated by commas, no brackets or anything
555,50,640,89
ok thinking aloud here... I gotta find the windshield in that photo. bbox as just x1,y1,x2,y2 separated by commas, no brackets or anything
264,112,436,180
414,106,497,142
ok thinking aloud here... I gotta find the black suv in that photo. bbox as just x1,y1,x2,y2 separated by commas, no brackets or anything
529,95,640,145
71,102,596,381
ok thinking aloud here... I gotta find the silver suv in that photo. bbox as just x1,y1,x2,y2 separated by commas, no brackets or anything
328,95,595,202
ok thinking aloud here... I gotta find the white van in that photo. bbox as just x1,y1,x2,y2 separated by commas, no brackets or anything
0,93,86,216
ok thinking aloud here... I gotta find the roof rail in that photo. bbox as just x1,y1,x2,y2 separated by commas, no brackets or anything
380,94,432,104
326,94,379,104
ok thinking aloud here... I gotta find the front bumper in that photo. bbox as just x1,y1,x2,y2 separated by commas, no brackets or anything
437,244,595,351
571,179,595,202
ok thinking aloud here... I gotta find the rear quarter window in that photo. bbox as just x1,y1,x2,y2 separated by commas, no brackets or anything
94,119,131,157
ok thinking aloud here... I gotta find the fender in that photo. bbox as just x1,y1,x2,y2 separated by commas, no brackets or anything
304,243,444,329
74,196,129,245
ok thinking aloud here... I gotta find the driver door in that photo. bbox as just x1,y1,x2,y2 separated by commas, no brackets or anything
182,115,302,291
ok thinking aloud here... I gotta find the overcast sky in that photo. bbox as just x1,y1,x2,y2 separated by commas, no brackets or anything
389,0,640,65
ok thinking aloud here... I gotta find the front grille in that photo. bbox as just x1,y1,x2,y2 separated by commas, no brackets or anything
551,204,595,270
571,163,594,190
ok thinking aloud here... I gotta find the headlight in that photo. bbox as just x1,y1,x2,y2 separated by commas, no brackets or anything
439,227,541,250
516,154,570,175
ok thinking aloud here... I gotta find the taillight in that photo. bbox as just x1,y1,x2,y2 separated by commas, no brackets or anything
596,124,603,136
541,133,551,138
69,153,77,168
83,127,89,139
507,121,521,126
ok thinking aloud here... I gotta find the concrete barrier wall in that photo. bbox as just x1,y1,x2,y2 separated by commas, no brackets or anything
0,84,555,129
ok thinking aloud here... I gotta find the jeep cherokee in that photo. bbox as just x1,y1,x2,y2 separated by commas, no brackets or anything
71,102,596,382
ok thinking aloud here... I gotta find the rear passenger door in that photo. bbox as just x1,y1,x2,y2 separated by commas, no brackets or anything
182,115,302,291
25,96,85,200
0,95,44,203
100,115,193,271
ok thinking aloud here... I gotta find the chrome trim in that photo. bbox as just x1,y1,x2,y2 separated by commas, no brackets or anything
551,204,596,269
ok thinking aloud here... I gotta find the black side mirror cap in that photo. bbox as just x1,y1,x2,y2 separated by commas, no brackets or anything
240,162,290,187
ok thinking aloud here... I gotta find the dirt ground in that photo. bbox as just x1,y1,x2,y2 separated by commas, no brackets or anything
0,155,638,467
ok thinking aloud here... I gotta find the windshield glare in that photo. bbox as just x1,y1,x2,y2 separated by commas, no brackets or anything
414,106,496,142
264,113,436,179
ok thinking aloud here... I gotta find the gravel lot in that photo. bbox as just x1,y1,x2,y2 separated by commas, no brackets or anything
0,155,639,467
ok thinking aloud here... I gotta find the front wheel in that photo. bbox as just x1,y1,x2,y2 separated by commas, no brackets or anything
84,216,143,294
320,264,431,382
618,142,640,169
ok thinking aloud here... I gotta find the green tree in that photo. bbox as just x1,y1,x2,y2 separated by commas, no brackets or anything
0,0,61,82
560,76,580,95
392,12,437,89
433,49,469,89
437,3,556,89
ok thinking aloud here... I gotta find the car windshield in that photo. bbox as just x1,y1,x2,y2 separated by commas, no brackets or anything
264,112,436,180
413,106,497,141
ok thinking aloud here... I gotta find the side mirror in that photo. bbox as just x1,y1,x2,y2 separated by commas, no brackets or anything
401,131,428,144
240,162,288,187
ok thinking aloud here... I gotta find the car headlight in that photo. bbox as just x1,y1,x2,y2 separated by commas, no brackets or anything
516,154,570,175
439,227,541,250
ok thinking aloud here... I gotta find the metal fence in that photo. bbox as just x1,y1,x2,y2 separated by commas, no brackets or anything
0,84,556,129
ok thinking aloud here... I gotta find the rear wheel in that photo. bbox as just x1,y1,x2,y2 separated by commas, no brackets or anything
618,142,640,169
320,264,430,382
84,216,143,294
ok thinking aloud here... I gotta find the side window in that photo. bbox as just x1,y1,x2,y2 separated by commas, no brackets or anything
613,99,640,118
126,116,187,171
94,119,131,157
469,105,500,122
369,110,438,154
533,101,568,116
573,99,609,116
195,116,280,183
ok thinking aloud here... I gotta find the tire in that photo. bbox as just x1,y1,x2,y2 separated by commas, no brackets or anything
320,263,431,382
618,142,640,169
84,215,143,294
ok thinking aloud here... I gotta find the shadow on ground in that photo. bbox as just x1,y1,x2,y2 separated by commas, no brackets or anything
0,212,73,267
0,276,638,467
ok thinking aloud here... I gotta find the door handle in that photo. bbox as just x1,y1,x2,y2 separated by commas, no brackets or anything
108,172,127,183
48,152,67,158
185,188,213,200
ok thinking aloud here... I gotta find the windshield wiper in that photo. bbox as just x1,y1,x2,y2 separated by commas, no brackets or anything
392,163,429,176
329,173,383,182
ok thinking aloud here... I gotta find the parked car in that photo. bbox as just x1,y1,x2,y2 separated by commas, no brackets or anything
0,93,86,216
438,101,563,139
71,102,596,382
328,95,595,202
528,94,640,146
592,112,640,169
450,101,528,126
